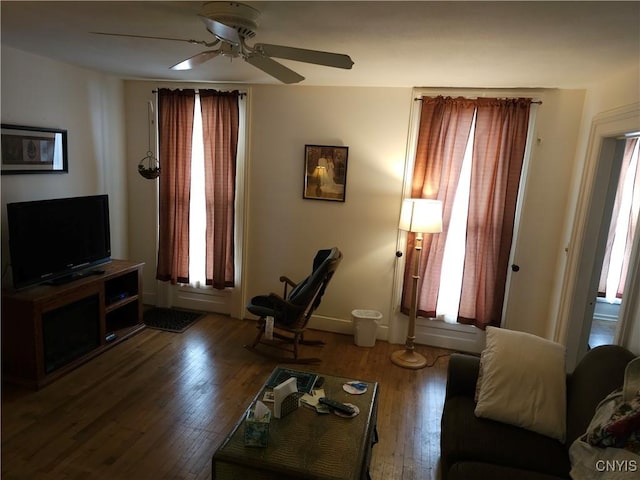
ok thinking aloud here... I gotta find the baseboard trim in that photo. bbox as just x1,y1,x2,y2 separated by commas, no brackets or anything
414,319,485,354
170,287,230,314
593,300,620,322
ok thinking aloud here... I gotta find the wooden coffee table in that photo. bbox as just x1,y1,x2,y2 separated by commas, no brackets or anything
212,368,379,480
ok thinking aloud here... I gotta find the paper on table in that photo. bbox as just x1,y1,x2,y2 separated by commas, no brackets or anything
300,389,330,413
300,389,325,407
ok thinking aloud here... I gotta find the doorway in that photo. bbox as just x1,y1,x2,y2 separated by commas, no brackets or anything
559,103,640,371
588,136,639,348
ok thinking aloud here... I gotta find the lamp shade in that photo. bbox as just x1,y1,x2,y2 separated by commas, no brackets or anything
399,199,443,233
314,165,327,183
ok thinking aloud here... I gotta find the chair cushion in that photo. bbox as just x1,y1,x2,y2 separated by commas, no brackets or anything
441,396,570,478
246,295,277,317
474,326,567,442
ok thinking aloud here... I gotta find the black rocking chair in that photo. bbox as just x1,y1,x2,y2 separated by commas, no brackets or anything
245,247,342,364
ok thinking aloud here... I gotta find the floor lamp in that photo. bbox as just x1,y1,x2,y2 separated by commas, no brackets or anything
391,198,443,369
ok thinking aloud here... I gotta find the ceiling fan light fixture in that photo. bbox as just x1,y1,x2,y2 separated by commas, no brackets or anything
218,42,241,58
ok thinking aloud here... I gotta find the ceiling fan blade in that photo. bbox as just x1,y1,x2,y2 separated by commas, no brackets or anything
245,53,304,84
91,31,215,47
170,50,220,71
200,16,241,46
254,44,354,69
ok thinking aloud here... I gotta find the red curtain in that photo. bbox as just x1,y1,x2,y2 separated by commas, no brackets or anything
200,91,239,289
458,98,531,328
156,89,195,284
403,96,531,329
402,96,475,317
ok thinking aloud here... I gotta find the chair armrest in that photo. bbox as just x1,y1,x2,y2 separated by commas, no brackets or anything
445,353,481,400
279,276,298,288
279,276,298,297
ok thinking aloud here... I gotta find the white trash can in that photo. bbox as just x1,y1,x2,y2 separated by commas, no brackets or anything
351,309,382,347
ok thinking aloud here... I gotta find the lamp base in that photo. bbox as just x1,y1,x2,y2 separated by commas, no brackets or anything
390,348,428,370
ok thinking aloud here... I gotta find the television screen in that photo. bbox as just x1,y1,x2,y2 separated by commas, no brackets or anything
7,194,111,289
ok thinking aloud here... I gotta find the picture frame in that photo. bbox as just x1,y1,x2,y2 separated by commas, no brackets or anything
1,124,68,174
303,144,348,202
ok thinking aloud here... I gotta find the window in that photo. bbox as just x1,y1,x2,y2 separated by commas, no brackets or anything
435,117,475,322
156,88,240,290
188,93,207,287
402,95,534,329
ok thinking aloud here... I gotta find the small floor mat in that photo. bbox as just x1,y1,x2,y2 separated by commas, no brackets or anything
143,307,206,333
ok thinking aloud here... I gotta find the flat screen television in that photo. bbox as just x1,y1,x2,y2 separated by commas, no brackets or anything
7,194,111,289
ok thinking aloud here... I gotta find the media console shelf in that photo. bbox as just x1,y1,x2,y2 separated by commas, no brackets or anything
2,259,144,389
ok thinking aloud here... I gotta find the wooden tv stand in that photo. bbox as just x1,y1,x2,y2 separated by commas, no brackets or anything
2,259,144,389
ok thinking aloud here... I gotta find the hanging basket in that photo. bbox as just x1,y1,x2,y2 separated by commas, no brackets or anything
138,100,160,180
138,151,160,179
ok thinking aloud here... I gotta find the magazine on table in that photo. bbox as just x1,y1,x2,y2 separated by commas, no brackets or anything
265,367,319,394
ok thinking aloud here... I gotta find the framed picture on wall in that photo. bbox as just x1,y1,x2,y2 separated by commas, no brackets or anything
1,124,68,174
303,144,349,202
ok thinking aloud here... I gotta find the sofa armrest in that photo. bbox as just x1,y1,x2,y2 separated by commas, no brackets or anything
445,353,481,400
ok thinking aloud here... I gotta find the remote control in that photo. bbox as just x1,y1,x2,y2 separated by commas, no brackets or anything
318,397,355,415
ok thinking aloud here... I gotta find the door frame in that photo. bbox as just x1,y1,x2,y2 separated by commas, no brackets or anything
554,102,640,371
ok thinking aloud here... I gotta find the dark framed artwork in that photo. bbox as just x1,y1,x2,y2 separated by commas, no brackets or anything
1,124,68,174
303,144,348,202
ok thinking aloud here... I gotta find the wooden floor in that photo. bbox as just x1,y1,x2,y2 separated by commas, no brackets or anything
2,314,452,480
589,318,617,348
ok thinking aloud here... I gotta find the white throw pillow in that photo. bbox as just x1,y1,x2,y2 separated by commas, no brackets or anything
474,326,567,442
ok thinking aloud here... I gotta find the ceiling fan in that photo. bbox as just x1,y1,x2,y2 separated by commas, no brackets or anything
93,2,354,84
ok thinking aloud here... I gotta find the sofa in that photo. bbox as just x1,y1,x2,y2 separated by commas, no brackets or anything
440,344,636,480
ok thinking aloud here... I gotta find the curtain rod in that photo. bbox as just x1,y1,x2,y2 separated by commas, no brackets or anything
151,89,246,98
414,96,542,104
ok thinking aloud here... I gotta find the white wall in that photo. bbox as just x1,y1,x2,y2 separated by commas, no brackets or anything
0,46,128,282
123,82,160,301
246,86,412,337
581,64,640,125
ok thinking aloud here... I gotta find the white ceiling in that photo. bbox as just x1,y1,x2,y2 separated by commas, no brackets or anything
1,1,639,88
